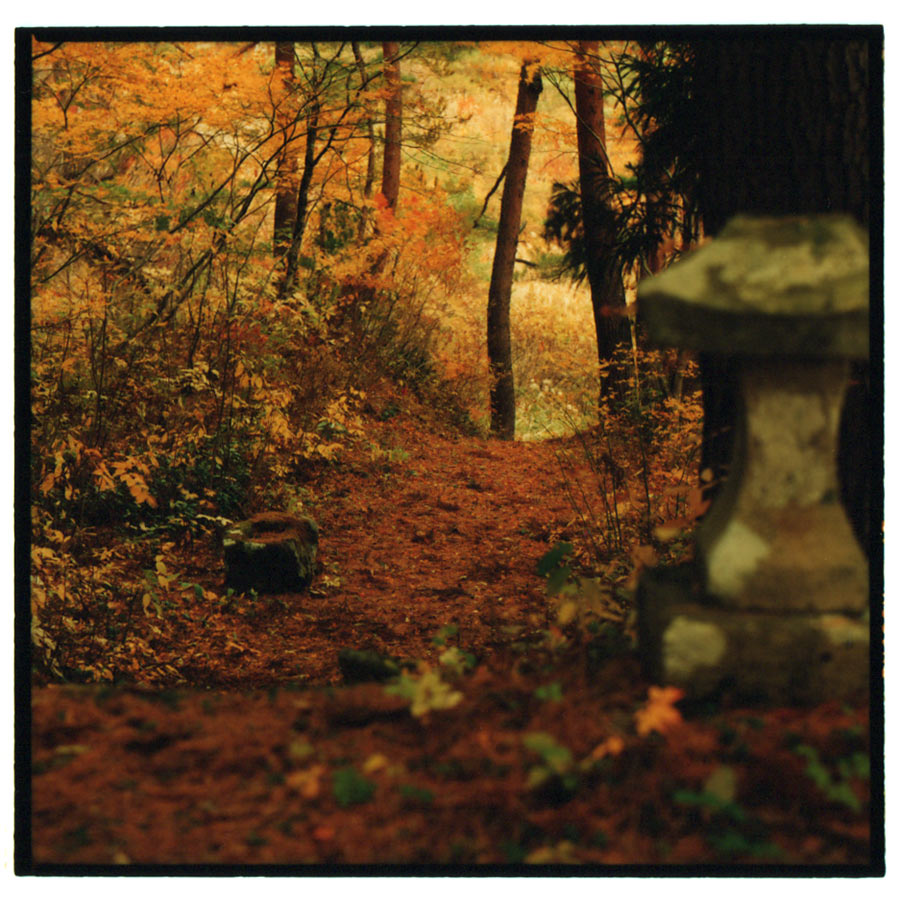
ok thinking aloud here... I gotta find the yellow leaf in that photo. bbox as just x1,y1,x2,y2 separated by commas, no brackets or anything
286,764,325,798
556,600,578,626
525,840,579,864
653,524,683,542
363,753,390,774
93,462,116,492
126,477,158,508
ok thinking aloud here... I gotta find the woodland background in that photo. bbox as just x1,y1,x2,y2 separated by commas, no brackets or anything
22,32,880,870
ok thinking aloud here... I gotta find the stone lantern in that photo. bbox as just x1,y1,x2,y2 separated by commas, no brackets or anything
636,215,870,704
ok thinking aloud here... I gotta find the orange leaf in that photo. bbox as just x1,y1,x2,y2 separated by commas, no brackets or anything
588,734,625,761
634,686,684,737
286,764,325,798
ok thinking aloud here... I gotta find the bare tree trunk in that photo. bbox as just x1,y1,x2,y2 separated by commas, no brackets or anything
279,103,319,299
352,41,377,240
273,42,299,260
573,40,626,396
487,62,542,440
381,41,402,211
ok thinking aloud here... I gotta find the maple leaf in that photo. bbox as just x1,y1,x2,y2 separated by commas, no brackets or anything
634,686,684,737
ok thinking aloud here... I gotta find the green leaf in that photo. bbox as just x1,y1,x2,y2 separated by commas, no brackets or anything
523,732,573,772
333,767,376,808
537,542,573,577
501,840,527,863
399,783,434,806
432,624,459,646
338,648,400,683
439,646,474,676
708,829,752,854
703,765,738,805
672,789,746,823
534,682,564,702
384,672,419,701
795,745,832,790
545,564,572,597
826,781,861,812
288,739,315,761
848,752,870,780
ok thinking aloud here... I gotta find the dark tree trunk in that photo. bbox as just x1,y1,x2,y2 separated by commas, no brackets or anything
279,104,319,299
273,42,299,260
692,38,870,235
487,62,542,440
352,41,377,240
689,36,875,552
352,42,377,200
573,40,627,396
381,42,402,211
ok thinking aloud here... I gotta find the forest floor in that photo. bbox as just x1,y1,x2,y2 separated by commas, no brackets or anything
28,393,874,870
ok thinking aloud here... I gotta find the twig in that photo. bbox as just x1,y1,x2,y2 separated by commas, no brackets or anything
472,163,507,228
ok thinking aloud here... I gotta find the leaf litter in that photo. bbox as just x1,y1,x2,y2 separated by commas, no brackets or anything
30,404,872,867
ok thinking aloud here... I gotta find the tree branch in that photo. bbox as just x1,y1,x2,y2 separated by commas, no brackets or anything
473,162,507,228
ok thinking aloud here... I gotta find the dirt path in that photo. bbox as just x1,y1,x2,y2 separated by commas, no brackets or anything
129,415,608,690
279,422,600,684
28,416,873,868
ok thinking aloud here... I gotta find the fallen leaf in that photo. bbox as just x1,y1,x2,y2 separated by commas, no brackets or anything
286,764,325,798
363,752,390,774
588,734,625,761
312,825,335,842
635,686,684,737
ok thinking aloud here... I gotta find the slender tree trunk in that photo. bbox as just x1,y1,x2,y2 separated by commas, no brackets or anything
381,42,402,211
273,42,299,259
352,41,377,240
573,40,626,396
487,62,542,439
279,103,320,299
352,43,377,199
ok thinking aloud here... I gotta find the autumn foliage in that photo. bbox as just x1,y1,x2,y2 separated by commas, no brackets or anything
25,38,872,870
30,41,472,675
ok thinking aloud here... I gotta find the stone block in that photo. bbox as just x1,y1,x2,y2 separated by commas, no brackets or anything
635,213,871,704
637,565,870,705
223,512,319,594
639,214,869,359
694,359,869,613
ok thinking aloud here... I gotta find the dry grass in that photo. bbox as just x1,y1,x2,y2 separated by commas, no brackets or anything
408,44,602,438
